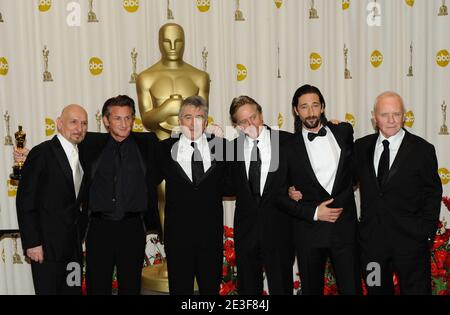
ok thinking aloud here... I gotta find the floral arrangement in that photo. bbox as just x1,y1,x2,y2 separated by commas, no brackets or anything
220,226,238,295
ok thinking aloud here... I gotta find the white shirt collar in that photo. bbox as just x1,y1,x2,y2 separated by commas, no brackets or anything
245,126,269,146
376,128,405,150
57,133,77,155
180,133,207,148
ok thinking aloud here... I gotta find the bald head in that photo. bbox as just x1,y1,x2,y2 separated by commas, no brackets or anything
57,104,88,145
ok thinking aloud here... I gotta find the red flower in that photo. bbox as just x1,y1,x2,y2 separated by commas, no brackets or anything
224,226,234,238
224,239,234,251
222,265,228,277
112,280,118,290
219,280,235,295
225,248,236,266
293,280,300,290
82,278,87,295
262,290,268,295
443,197,450,211
435,250,448,269
438,289,448,295
433,236,446,250
431,262,439,277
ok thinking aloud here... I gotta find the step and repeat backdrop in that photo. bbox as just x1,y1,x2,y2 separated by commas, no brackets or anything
0,0,449,294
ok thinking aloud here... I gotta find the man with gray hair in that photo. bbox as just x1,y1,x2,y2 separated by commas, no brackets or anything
354,91,442,294
160,95,228,294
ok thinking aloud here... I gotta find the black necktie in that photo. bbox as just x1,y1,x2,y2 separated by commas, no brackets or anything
307,127,327,142
377,140,390,186
248,140,261,202
191,142,204,185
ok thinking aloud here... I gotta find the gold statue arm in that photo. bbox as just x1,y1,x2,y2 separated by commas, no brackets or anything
136,76,181,131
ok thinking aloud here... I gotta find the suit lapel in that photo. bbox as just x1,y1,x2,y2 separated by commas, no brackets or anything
50,136,75,198
328,124,346,196
293,132,322,187
385,129,412,186
366,133,380,190
195,134,218,186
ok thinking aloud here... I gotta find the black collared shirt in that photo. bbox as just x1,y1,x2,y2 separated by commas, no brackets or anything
89,135,148,220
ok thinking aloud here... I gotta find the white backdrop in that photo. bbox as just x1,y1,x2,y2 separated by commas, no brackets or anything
0,0,449,294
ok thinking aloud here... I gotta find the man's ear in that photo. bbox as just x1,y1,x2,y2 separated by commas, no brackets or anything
102,116,109,128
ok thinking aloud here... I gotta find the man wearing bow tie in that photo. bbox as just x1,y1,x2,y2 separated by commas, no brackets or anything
278,85,361,294
160,96,228,294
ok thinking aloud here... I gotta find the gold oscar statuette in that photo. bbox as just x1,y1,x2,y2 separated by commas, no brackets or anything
12,235,23,265
439,101,449,135
4,111,13,145
309,0,319,19
407,42,414,77
42,46,53,82
129,48,138,84
95,110,102,132
439,0,448,16
88,0,99,22
344,44,352,79
235,0,245,21
10,126,26,183
277,44,281,78
136,23,209,293
167,0,174,20
202,47,208,73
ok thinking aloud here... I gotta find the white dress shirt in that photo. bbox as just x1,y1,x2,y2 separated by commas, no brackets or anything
373,128,405,176
176,133,212,182
244,127,272,196
302,126,341,221
57,134,83,197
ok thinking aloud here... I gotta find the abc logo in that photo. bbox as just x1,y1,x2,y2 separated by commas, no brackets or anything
439,168,450,185
45,118,56,137
436,50,450,68
123,0,139,13
38,0,52,12
0,57,9,76
89,57,103,76
370,50,383,68
274,0,283,9
342,0,350,10
345,113,356,128
310,53,322,70
237,64,247,81
404,110,415,128
405,0,415,7
197,0,211,12
132,118,143,133
8,180,17,197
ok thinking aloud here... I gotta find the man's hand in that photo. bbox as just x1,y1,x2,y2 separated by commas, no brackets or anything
288,186,303,202
13,147,29,164
317,199,343,223
26,246,44,264
206,124,224,137
329,119,341,125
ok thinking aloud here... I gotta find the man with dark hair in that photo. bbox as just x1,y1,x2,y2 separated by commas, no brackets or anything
80,95,162,295
280,84,361,295
228,95,295,295
161,95,228,294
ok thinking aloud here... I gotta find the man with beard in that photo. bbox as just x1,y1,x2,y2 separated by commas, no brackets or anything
279,84,361,295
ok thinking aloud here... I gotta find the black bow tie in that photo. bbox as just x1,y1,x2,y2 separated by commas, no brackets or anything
307,127,327,142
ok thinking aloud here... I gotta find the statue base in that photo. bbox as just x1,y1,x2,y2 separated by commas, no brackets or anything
43,71,53,82
439,125,449,135
141,259,198,293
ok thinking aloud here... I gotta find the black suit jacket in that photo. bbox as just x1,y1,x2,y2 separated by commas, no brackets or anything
16,136,86,262
354,129,442,253
229,128,294,251
278,122,357,248
78,132,162,238
160,134,228,250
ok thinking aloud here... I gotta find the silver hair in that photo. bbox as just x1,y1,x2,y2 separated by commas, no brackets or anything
178,95,209,119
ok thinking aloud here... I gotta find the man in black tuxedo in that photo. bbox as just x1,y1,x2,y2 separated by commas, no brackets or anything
80,95,161,295
16,104,88,295
228,96,294,295
354,91,442,294
279,85,361,295
161,96,227,295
